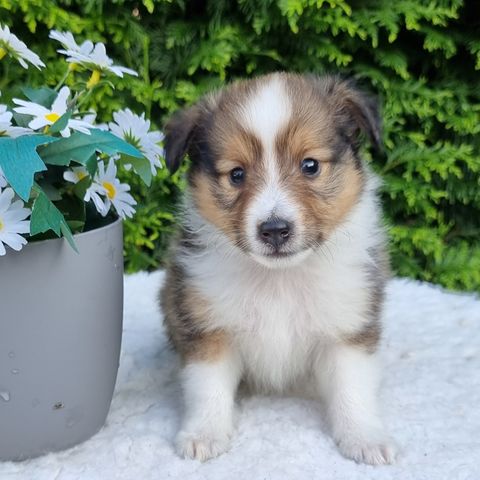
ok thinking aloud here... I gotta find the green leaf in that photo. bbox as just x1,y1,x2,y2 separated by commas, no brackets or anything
85,154,99,177
38,129,143,166
73,175,92,201
30,187,78,252
38,182,62,201
12,112,32,128
49,110,72,134
142,0,154,13
21,87,57,108
0,135,58,201
68,220,85,230
55,194,86,233
120,155,152,186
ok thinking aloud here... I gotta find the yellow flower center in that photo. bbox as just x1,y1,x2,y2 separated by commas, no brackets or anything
0,47,6,60
0,217,4,232
87,70,101,89
103,181,116,199
45,112,60,123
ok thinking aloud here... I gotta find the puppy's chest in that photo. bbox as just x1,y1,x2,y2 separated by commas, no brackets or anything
233,300,317,390
187,248,369,388
199,268,345,389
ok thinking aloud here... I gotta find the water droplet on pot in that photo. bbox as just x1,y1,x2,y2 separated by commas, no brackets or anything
66,418,76,428
8,351,15,359
11,369,19,375
0,391,10,402
53,402,64,410
66,407,84,428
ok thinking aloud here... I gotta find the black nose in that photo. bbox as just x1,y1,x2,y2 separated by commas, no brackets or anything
258,219,292,249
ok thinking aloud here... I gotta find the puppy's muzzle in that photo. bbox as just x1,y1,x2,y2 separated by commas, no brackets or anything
258,218,292,250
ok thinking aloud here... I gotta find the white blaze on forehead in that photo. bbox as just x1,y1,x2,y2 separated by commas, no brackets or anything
240,75,292,165
241,76,303,257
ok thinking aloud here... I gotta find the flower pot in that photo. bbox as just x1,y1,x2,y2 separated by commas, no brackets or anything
0,217,124,461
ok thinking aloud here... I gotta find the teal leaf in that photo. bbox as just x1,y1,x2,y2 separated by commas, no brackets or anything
12,112,31,128
39,129,143,167
21,87,57,108
30,186,78,252
38,181,62,201
85,154,99,177
120,154,152,186
60,223,78,251
0,135,58,201
49,110,72,134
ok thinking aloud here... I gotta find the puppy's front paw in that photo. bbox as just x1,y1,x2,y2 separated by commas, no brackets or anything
176,430,231,462
336,433,398,465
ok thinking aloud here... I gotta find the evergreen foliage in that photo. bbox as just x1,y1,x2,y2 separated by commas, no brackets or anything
2,0,479,291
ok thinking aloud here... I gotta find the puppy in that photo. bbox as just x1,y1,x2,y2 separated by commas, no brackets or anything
160,72,396,465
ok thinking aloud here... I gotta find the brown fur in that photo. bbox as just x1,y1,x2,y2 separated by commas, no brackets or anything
178,74,371,254
346,245,390,352
160,256,229,363
162,72,383,355
346,319,382,353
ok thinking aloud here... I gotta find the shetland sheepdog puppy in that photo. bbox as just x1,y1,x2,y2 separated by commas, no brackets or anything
160,73,396,465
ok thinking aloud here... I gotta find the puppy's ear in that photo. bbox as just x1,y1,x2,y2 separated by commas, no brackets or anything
320,76,382,152
342,84,382,151
164,105,201,173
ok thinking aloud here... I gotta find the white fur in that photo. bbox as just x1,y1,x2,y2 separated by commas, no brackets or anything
240,76,304,258
240,76,292,163
316,344,397,464
174,75,395,464
176,352,242,461
177,174,396,464
181,175,382,386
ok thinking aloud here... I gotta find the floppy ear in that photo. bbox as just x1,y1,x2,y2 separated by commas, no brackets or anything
163,105,201,173
320,76,382,152
341,84,382,151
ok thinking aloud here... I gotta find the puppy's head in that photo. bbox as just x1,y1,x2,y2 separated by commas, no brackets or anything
165,73,381,268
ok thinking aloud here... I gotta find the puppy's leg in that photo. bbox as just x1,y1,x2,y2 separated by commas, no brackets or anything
317,344,397,465
176,341,241,462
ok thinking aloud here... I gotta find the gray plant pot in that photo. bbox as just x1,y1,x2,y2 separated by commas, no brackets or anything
0,217,124,461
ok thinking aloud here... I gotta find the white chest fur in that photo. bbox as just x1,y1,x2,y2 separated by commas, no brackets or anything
178,181,382,391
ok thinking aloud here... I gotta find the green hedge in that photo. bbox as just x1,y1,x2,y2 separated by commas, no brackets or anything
2,0,479,291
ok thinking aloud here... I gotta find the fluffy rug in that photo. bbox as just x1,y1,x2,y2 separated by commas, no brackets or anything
2,271,479,480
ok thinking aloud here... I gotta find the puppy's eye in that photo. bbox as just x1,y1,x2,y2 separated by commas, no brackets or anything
230,167,245,185
301,158,320,177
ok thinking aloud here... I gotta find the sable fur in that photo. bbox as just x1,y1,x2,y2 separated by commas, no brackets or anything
160,72,396,465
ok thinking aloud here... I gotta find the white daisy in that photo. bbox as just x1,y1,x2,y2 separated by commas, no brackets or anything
60,42,138,78
109,108,164,174
81,112,108,131
0,24,45,70
0,104,33,138
49,30,94,56
63,166,90,185
92,159,136,219
86,185,110,217
0,187,31,256
63,165,107,213
12,86,93,137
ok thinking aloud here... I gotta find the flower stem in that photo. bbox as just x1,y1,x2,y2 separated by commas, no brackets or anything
76,88,94,109
54,67,70,91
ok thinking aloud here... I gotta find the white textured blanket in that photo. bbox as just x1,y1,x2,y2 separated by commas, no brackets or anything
2,272,479,480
